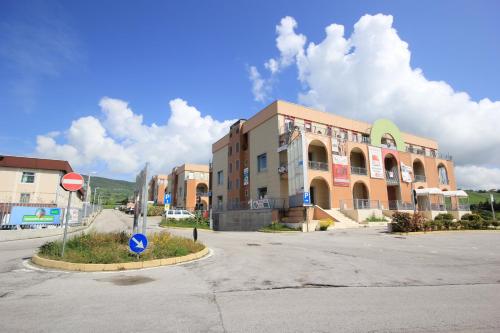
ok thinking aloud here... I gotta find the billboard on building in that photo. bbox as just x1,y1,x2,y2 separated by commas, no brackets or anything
332,155,350,187
401,162,412,183
243,167,249,186
368,146,384,179
8,206,62,225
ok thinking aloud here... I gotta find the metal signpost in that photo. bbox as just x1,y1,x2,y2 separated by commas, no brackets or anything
129,233,148,254
491,194,496,221
60,172,84,257
133,163,149,234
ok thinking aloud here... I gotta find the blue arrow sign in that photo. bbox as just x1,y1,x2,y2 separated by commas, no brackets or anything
129,233,148,254
164,193,171,204
303,192,311,205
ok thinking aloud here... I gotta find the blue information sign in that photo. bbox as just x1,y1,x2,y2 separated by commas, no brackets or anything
303,192,311,205
129,233,148,254
164,193,171,204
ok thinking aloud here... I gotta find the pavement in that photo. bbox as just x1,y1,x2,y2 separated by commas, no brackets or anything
1,209,500,332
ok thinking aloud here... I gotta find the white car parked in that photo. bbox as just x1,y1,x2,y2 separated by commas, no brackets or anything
164,209,195,220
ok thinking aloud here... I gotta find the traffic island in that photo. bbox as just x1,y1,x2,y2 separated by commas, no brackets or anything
31,231,208,272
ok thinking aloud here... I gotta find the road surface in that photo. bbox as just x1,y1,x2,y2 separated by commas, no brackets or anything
1,209,499,332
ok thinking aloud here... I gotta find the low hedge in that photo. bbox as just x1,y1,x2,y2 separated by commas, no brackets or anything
160,216,210,229
147,205,165,216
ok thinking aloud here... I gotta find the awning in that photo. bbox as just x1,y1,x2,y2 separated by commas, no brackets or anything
415,188,443,196
415,188,468,197
442,190,468,197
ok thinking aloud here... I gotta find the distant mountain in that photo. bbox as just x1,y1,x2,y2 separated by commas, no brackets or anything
82,175,135,205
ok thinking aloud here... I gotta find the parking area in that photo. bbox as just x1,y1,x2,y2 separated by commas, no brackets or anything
1,210,500,332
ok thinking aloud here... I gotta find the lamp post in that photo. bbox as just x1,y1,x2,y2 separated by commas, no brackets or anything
92,187,100,213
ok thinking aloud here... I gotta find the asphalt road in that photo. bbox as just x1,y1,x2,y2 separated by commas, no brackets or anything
1,209,499,332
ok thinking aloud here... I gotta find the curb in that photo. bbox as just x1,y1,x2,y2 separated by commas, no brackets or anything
31,247,209,272
159,225,214,232
392,229,500,236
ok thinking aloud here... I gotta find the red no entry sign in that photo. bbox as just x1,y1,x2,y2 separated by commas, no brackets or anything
61,172,84,192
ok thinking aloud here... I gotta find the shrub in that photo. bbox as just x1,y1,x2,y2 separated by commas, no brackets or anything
319,219,333,231
147,205,165,216
468,220,482,230
434,213,454,221
481,220,491,229
461,213,482,222
431,220,444,231
365,213,387,222
492,221,500,227
390,212,427,232
409,212,426,232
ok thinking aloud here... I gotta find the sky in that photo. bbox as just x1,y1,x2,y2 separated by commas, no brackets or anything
1,0,499,189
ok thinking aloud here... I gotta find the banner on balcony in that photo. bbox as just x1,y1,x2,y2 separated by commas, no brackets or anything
368,146,384,179
243,168,249,186
400,162,412,183
333,155,350,186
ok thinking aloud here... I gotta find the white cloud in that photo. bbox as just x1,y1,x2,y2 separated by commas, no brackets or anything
248,66,268,102
251,14,500,189
36,98,234,176
455,166,500,190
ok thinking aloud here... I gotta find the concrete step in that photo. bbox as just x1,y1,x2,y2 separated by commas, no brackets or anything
322,209,360,229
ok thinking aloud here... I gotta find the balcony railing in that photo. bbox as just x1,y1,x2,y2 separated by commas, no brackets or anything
414,174,426,182
279,125,371,145
350,166,367,175
385,169,400,185
196,192,208,197
340,199,381,210
308,161,329,171
388,200,415,211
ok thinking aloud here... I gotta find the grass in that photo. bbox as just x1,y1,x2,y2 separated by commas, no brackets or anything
160,217,211,230
38,231,204,264
465,190,500,205
259,222,301,232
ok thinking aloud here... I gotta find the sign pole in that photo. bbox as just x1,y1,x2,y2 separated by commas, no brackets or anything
141,163,149,235
491,194,496,221
61,191,72,257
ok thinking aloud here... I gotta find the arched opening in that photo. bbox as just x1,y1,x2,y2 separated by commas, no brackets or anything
381,133,397,149
438,164,449,185
196,183,208,196
384,153,401,208
412,159,426,182
350,148,367,175
309,177,330,209
308,140,328,171
352,181,369,209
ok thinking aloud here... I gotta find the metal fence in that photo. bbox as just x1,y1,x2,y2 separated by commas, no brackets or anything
0,201,101,230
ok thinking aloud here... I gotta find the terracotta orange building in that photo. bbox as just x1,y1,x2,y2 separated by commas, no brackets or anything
148,174,169,205
167,164,209,211
211,100,470,224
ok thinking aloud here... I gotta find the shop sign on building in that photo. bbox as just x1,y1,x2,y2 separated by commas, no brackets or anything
400,163,413,183
368,146,384,179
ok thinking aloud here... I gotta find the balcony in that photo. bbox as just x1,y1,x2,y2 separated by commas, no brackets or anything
414,174,426,182
196,192,208,197
388,200,415,211
308,161,329,171
351,166,367,176
385,169,400,185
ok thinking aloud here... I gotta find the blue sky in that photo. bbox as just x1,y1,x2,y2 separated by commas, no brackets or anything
1,0,499,187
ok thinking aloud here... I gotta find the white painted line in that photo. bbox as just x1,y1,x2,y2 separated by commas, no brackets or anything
62,179,84,184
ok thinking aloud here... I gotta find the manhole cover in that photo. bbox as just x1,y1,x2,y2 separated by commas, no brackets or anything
247,243,261,246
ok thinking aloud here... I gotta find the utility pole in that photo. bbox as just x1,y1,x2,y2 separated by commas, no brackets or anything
93,187,100,213
83,175,91,219
141,163,149,234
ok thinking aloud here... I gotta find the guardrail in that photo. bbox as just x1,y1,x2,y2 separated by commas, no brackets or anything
308,161,329,171
340,199,381,210
351,166,367,175
414,175,426,182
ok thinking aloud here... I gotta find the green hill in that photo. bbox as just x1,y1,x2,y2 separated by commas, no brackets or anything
82,175,135,205
465,190,500,205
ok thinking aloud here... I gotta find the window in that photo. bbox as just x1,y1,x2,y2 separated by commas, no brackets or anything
235,179,240,189
217,171,224,185
20,193,30,203
438,165,449,185
327,126,332,136
285,116,294,131
257,153,267,172
236,142,240,152
21,172,35,183
257,187,267,199
217,196,223,209
235,160,240,170
229,163,233,173
228,179,232,190
228,146,232,156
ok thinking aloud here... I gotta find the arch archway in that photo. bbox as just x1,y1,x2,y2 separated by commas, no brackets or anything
309,177,330,209
308,140,328,170
412,159,426,182
350,148,367,175
438,164,449,185
352,181,369,209
196,183,208,195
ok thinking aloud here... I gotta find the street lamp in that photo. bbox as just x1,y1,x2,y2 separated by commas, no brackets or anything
93,187,100,213
83,171,97,218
